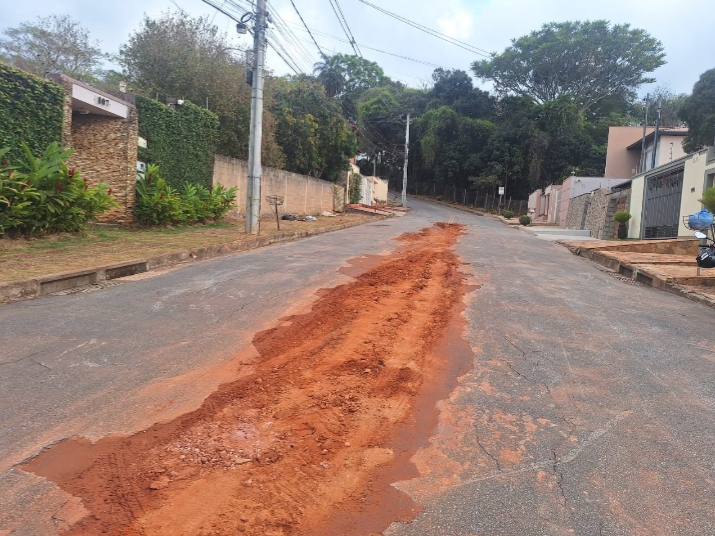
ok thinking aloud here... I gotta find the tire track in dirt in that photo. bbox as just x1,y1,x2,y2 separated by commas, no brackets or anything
22,222,476,536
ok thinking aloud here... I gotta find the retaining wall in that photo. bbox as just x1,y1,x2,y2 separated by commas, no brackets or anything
213,155,341,216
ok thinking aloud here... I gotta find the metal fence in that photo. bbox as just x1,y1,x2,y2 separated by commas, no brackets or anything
407,182,529,216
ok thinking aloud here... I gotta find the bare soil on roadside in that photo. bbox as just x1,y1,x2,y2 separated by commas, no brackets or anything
23,222,474,536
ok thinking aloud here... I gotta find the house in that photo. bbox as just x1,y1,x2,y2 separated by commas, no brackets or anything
627,146,715,239
604,125,688,178
528,176,630,227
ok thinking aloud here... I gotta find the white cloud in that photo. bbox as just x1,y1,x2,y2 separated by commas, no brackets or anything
2,0,712,94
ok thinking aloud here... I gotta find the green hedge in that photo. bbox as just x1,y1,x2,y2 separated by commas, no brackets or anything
136,96,219,190
0,63,65,162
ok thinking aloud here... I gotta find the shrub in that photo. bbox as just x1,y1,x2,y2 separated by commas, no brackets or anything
519,215,531,226
348,172,361,204
613,211,632,223
0,143,116,237
502,209,514,219
613,211,632,239
699,188,715,215
134,164,237,226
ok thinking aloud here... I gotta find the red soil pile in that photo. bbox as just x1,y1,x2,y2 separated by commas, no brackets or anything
23,222,473,535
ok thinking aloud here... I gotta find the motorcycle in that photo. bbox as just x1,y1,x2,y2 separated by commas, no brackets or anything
694,231,715,272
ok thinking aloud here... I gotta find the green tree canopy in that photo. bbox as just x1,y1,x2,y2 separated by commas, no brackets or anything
679,68,715,153
0,15,107,78
271,77,358,182
313,54,388,101
472,21,665,112
119,10,284,166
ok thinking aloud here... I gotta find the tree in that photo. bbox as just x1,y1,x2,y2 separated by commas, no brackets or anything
313,54,388,102
472,21,665,112
630,87,688,128
271,77,358,182
0,15,107,78
419,106,496,188
429,68,494,119
120,11,284,166
679,68,715,153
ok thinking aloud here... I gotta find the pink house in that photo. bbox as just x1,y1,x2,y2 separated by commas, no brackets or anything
530,176,630,226
528,185,562,223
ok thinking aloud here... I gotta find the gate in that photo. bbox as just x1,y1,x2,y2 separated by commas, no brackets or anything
642,167,684,239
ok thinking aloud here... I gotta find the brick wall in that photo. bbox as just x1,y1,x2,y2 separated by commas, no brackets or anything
565,193,590,229
213,155,340,216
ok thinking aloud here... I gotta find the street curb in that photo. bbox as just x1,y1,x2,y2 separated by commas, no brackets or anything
563,240,715,309
0,218,383,303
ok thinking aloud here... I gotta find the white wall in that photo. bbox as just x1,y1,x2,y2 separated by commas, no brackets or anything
569,177,629,198
628,175,645,239
678,150,715,236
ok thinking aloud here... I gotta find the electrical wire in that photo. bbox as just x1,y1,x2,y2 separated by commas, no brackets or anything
327,0,361,56
266,1,317,69
287,0,327,60
202,0,404,158
331,0,361,56
286,22,446,68
357,0,491,57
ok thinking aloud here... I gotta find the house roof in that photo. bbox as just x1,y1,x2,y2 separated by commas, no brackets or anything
626,128,688,150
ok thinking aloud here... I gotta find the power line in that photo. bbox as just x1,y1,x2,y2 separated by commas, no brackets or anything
327,0,361,56
266,1,317,66
287,0,326,60
286,22,447,68
332,0,361,56
357,0,491,57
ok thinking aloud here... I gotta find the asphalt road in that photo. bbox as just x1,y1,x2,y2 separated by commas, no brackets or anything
2,199,715,535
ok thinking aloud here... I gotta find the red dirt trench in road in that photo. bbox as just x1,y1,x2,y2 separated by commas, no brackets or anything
23,222,476,536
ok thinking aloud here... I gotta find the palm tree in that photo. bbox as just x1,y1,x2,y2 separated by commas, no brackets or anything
313,55,344,99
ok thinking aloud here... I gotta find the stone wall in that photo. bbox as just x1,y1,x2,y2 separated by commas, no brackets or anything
69,111,138,223
602,190,631,239
565,193,590,229
566,188,632,239
584,189,610,238
54,75,138,224
213,155,340,216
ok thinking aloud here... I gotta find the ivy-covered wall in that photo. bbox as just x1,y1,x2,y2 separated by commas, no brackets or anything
0,63,65,160
136,96,219,189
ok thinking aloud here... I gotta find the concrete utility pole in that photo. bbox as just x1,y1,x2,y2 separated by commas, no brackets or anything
245,0,267,235
650,99,662,172
401,113,410,208
639,94,649,173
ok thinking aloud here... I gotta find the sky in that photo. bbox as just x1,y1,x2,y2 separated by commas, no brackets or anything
3,0,712,96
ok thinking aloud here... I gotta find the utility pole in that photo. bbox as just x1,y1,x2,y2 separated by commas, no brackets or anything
245,0,267,235
401,113,410,208
650,99,662,172
639,94,649,173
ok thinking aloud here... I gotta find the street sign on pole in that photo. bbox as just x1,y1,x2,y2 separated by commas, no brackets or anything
498,187,505,195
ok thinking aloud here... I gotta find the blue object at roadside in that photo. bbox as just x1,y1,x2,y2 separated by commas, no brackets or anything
688,210,714,231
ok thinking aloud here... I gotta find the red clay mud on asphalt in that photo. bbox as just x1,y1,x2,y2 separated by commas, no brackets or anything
23,222,476,536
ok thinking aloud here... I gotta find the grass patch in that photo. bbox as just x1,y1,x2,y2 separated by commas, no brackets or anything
0,214,376,283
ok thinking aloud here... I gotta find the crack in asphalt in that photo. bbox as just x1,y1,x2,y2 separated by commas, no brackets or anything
450,411,633,490
474,426,502,472
503,336,552,394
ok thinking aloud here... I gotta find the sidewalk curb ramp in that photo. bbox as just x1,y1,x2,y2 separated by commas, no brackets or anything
0,219,383,303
